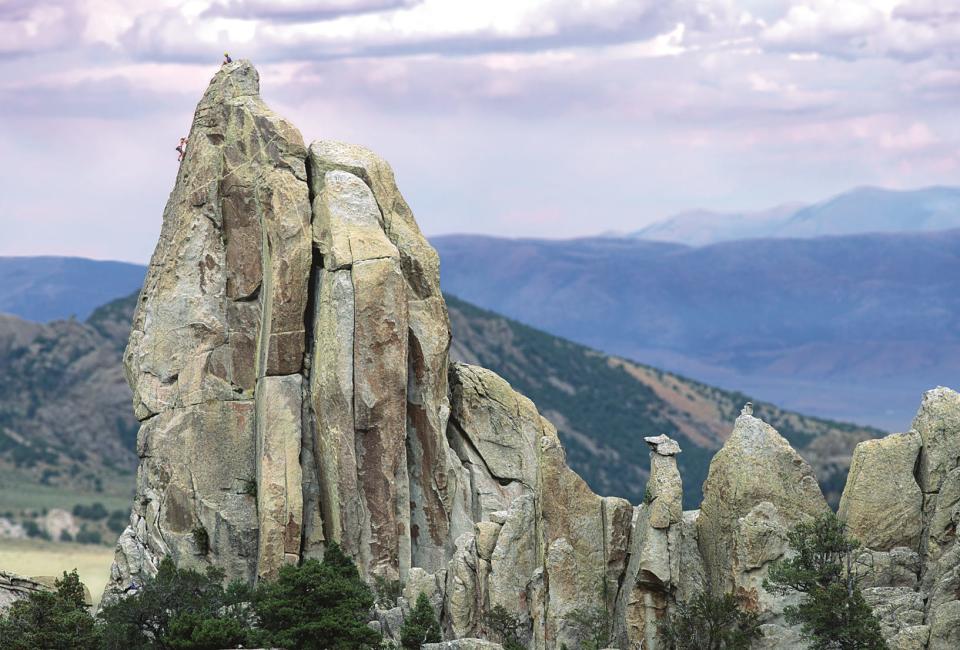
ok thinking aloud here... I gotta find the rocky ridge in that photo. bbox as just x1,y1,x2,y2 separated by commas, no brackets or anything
106,61,960,649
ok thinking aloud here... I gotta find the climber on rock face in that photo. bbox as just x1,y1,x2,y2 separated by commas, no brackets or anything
223,52,232,65
176,137,187,162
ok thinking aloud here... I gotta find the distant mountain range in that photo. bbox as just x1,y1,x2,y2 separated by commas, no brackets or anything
0,287,880,510
633,186,960,246
0,257,145,322
432,229,960,430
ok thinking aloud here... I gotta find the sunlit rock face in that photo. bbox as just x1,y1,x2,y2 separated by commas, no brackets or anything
105,61,959,650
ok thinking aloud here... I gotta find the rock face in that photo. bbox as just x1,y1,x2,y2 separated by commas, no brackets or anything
838,387,960,650
613,435,698,649
107,61,960,650
839,430,923,551
106,63,625,646
1,571,52,613
698,414,829,591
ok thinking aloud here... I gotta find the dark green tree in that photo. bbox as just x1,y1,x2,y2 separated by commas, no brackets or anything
253,542,381,650
483,604,525,650
765,513,888,650
0,569,100,650
400,593,442,649
659,591,762,650
98,557,254,650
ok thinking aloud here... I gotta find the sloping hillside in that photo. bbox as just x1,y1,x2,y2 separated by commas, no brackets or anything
0,292,880,509
446,295,881,506
0,297,138,495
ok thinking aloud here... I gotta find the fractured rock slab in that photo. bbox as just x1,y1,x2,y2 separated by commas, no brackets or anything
839,430,923,551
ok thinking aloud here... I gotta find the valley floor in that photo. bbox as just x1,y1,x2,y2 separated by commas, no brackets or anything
0,538,114,608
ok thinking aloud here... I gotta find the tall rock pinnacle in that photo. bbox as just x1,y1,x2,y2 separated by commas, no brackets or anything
106,62,627,649
105,61,960,650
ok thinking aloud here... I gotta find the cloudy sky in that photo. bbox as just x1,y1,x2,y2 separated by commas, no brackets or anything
2,0,958,262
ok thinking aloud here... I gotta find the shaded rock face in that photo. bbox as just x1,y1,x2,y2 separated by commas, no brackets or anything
107,61,959,650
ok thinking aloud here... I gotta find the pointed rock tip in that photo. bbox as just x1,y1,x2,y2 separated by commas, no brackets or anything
727,411,796,454
920,385,959,403
203,59,260,102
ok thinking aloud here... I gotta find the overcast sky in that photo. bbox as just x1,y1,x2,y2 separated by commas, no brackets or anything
2,0,958,262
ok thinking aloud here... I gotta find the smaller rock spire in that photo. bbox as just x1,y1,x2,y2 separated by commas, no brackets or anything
644,434,681,456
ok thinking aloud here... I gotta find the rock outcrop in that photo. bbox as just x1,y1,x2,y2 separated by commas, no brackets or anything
839,430,923,551
106,64,628,646
698,413,828,610
106,61,960,649
1,571,52,612
839,387,960,650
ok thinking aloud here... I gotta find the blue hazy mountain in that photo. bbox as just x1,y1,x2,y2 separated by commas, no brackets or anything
634,186,960,246
432,229,960,430
0,257,146,322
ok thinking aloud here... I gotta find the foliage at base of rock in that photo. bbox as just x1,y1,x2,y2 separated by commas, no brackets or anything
98,557,256,650
0,570,99,650
98,542,380,650
483,605,526,650
765,513,888,650
658,591,762,650
400,593,442,649
254,542,382,650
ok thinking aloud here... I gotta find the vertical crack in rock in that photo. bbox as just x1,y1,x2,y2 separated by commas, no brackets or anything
297,157,325,561
255,375,304,581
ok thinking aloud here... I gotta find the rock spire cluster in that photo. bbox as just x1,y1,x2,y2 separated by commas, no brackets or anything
106,61,960,649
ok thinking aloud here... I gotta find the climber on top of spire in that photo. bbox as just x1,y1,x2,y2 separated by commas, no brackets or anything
222,52,232,65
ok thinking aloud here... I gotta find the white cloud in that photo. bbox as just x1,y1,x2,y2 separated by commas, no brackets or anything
0,1,83,55
761,0,960,61
1,0,959,250
879,121,936,150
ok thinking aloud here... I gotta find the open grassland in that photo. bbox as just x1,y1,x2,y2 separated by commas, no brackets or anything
0,468,132,513
0,538,114,607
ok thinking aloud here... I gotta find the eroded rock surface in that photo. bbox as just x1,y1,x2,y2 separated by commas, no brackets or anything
698,414,828,596
1,571,52,612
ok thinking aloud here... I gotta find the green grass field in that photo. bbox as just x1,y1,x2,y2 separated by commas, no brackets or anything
0,468,133,513
0,471,131,607
0,538,115,607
